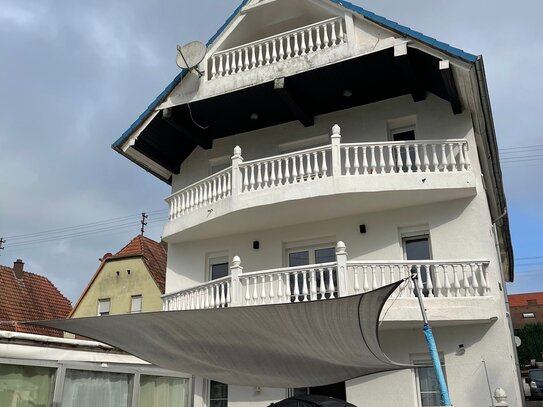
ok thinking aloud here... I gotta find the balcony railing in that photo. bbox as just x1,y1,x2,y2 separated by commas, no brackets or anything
162,242,490,311
166,124,472,221
208,16,347,80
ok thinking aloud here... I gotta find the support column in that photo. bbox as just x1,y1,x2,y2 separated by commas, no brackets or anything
336,241,348,296
330,124,342,177
231,146,243,198
230,255,243,306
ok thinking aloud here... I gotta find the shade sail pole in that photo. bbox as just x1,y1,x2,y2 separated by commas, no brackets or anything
411,272,452,406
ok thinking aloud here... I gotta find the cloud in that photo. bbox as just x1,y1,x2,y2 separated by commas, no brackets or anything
0,3,41,28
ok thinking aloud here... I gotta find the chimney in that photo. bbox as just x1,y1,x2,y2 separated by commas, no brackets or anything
13,259,24,279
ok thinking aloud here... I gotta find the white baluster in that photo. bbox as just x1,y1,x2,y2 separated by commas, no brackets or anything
353,147,360,175
463,142,471,170
211,56,217,78
305,154,312,178
226,282,231,306
443,265,451,297
422,144,430,172
298,155,305,179
251,45,257,68
426,265,434,298
285,272,292,301
218,54,224,77
338,19,345,43
433,265,442,297
300,30,307,54
452,265,461,297
353,266,360,293
301,270,309,301
220,283,226,307
370,146,377,174
224,53,231,76
285,35,292,58
319,268,326,299
307,28,314,51
293,271,300,302
405,145,413,173
277,159,284,184
257,44,263,66
480,263,489,295
268,274,275,303
231,51,237,73
395,145,403,172
277,273,284,302
378,146,385,174
414,144,421,172
330,21,337,45
243,166,249,192
371,266,378,290
256,163,263,189
328,267,336,298
291,156,298,180
270,160,276,186
245,277,250,305
310,269,317,300
322,23,330,48
462,264,471,296
344,147,351,175
293,34,300,56
263,161,269,188
244,48,250,71
313,152,320,177
264,42,271,65
278,37,285,60
260,275,267,304
448,143,458,171
431,143,439,172
470,263,480,296
440,143,449,172
457,142,466,171
362,266,370,293
237,49,243,72
321,150,328,176
315,25,322,49
271,40,277,62
252,276,258,305
284,157,291,183
250,164,256,191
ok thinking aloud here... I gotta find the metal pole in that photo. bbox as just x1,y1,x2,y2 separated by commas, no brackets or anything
411,272,452,406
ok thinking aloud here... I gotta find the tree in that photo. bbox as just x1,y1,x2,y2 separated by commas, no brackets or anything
516,323,543,366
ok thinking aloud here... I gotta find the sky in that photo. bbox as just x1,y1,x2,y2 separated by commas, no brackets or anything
1,0,542,303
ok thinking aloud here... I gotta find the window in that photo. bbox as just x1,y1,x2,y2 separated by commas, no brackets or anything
391,127,417,173
403,233,432,297
209,257,229,281
98,298,111,316
61,369,132,407
0,363,56,407
413,357,446,406
523,312,536,319
286,243,336,301
209,156,230,175
131,295,142,313
209,380,227,407
139,375,189,407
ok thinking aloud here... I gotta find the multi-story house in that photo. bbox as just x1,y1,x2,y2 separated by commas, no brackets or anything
70,234,167,319
112,0,521,406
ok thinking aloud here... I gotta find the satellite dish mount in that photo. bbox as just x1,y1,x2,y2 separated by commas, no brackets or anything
176,41,207,77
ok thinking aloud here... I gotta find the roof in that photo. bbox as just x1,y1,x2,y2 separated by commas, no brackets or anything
0,264,72,337
112,0,477,164
112,234,168,293
70,235,168,317
509,292,543,307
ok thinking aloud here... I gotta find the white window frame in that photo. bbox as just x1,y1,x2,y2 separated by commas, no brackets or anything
387,115,417,141
523,312,535,318
207,379,228,407
97,298,111,316
209,156,230,175
399,227,432,260
411,354,446,407
130,295,142,313
206,252,229,281
283,237,336,267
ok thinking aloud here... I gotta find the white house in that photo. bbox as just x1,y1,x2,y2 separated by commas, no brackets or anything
113,0,522,406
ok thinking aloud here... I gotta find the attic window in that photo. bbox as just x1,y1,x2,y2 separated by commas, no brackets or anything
523,312,535,319
98,299,111,316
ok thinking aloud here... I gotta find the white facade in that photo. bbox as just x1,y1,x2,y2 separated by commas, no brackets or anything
115,0,521,406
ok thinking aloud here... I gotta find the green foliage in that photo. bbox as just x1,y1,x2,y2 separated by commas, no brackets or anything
517,323,543,366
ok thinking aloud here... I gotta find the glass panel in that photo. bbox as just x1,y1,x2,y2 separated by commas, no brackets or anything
61,369,131,407
139,375,188,407
211,263,228,280
416,364,445,406
210,380,227,407
288,251,309,267
314,248,335,264
0,364,55,407
420,392,442,406
98,299,110,316
404,238,430,260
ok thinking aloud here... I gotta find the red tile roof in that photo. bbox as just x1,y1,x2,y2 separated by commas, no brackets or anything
70,235,167,317
0,264,72,337
112,235,167,293
509,292,543,307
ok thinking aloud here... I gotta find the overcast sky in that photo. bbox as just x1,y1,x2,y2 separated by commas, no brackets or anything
1,0,541,303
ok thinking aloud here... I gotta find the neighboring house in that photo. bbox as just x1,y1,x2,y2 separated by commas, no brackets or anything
113,1,521,406
0,259,71,337
509,292,543,329
70,234,167,318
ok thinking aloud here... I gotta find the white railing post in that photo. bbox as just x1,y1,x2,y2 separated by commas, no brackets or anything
330,124,342,177
230,255,243,306
336,241,348,296
231,146,243,197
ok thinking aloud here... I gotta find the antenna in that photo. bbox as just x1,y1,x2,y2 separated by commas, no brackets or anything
140,213,148,236
0,237,5,256
176,41,207,77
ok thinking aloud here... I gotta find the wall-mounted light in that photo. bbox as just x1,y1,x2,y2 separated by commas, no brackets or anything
127,269,131,275
359,224,366,234
250,113,259,120
343,89,353,97
253,241,260,250
456,344,465,355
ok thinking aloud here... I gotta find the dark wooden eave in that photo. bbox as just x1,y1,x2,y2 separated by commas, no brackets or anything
130,47,459,182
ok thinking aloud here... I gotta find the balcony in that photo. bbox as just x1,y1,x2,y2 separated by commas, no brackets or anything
208,17,347,81
162,242,494,325
163,125,476,242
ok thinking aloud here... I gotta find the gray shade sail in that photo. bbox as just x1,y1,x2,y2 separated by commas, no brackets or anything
34,280,410,388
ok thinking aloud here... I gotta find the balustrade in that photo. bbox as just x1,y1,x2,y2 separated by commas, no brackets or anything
163,242,491,312
166,124,473,222
209,17,346,79
347,260,489,298
341,139,471,175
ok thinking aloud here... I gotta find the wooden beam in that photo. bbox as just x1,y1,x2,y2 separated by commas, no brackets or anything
394,43,425,102
439,60,462,115
274,77,314,127
162,107,212,149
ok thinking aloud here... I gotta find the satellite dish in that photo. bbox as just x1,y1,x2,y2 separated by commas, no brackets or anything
176,41,207,77
515,336,522,347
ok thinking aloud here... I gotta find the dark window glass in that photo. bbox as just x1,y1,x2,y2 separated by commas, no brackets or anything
210,380,227,407
393,130,415,141
211,263,228,280
404,236,431,296
393,129,416,172
315,248,336,264
288,251,309,267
